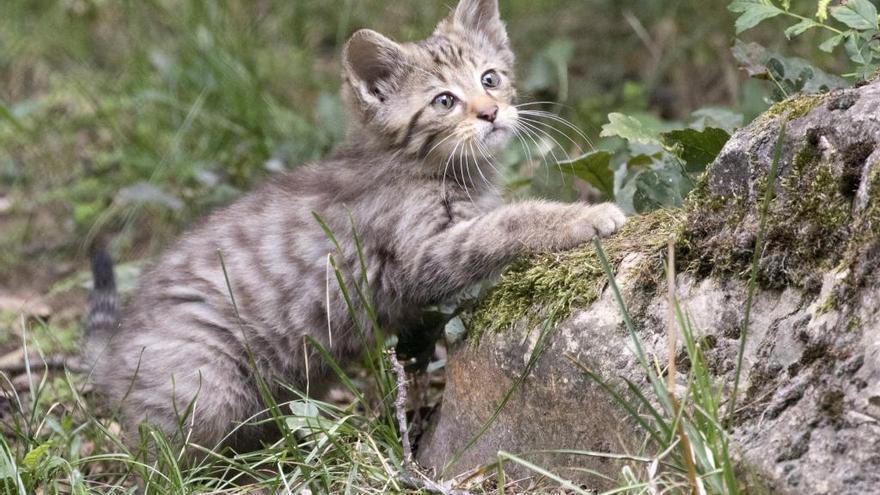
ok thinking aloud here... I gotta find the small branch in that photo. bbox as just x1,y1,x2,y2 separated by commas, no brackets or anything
389,349,473,495
389,349,413,466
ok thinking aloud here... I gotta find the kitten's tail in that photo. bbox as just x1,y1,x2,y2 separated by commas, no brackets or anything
83,249,119,367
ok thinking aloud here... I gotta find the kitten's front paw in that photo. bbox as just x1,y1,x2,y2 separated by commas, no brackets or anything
583,203,627,238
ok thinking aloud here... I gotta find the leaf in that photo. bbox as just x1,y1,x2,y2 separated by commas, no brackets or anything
728,1,784,34
689,107,744,133
845,34,873,65
785,19,820,39
289,400,319,418
600,113,662,146
631,166,688,213
731,40,848,93
23,442,52,469
557,151,615,198
819,33,846,52
662,127,731,174
731,39,772,78
830,0,878,30
286,400,322,435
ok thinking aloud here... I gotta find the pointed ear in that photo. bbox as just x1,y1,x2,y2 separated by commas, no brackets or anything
453,0,508,46
343,29,406,105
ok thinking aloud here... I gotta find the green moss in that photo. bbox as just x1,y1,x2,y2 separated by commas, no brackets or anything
681,132,858,292
763,93,825,121
847,316,861,332
814,294,837,316
677,180,750,280
467,210,686,340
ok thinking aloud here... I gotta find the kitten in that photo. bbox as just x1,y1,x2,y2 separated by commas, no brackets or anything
85,0,626,453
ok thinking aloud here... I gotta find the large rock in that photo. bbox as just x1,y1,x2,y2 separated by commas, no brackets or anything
417,79,880,494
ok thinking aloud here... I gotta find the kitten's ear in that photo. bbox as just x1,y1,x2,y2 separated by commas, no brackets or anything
343,29,406,105
452,0,509,47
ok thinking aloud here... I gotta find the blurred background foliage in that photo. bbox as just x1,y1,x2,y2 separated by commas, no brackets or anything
0,0,870,287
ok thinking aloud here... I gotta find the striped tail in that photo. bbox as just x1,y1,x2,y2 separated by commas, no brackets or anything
83,250,119,366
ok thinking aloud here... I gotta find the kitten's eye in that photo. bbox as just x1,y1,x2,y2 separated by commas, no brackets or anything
481,70,501,89
432,93,457,111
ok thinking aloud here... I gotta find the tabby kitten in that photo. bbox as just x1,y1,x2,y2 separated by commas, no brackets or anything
85,0,626,452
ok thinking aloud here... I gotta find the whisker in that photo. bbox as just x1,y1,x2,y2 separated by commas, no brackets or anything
514,101,573,109
513,121,557,185
518,119,571,163
518,116,585,156
510,125,536,165
517,119,575,185
518,110,595,150
459,143,476,204
422,131,458,161
442,139,462,197
470,140,494,191
474,140,501,178
509,125,543,185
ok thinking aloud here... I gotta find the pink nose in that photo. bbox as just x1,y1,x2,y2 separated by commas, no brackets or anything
477,105,499,123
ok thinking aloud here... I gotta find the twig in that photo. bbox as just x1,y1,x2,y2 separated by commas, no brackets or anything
389,349,413,466
389,349,473,495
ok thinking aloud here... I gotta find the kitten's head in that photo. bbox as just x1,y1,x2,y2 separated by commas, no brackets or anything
341,0,517,168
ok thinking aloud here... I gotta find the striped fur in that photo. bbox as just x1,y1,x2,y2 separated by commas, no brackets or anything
85,0,626,454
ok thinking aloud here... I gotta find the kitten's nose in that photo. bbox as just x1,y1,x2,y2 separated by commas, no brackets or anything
476,105,499,123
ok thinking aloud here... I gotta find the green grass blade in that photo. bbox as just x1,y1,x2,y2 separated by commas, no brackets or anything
728,121,787,427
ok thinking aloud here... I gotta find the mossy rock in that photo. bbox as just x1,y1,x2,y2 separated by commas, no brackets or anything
420,80,880,494
470,84,880,339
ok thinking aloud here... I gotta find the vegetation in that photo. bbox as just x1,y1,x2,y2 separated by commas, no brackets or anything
0,0,875,493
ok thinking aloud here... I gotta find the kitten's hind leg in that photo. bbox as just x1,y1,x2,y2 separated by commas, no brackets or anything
116,355,269,460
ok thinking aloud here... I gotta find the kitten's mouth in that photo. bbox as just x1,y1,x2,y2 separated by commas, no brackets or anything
481,125,513,150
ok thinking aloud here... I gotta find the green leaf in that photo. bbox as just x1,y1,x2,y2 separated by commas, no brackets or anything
662,127,731,174
632,167,686,213
729,2,784,33
830,0,878,30
731,40,848,93
846,35,873,65
23,442,52,469
785,19,820,39
731,39,772,77
600,113,662,146
557,151,615,198
690,107,744,133
728,0,766,13
819,33,846,52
